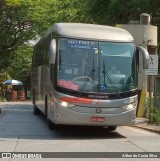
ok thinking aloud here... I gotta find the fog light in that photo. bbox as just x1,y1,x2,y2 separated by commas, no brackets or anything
131,116,135,121
57,113,62,119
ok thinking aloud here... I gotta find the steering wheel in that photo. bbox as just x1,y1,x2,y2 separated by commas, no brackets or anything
72,76,92,83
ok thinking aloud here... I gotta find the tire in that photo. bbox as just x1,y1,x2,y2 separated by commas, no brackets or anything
32,90,35,105
48,119,59,130
107,126,117,131
32,90,40,115
45,95,48,118
33,105,40,115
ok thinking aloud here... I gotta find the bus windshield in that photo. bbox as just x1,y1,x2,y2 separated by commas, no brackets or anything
57,38,137,94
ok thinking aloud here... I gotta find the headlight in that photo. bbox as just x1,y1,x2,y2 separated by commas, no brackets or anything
124,98,135,104
59,101,74,108
54,97,75,108
126,104,134,110
61,101,68,107
123,104,135,111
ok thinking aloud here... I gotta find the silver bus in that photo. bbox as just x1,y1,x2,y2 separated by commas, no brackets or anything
31,23,149,131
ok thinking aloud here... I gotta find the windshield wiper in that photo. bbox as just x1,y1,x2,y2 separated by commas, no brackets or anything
102,60,121,99
103,59,106,84
80,58,95,91
92,58,95,82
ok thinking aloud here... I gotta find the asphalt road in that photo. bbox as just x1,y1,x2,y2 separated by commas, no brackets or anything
0,102,160,161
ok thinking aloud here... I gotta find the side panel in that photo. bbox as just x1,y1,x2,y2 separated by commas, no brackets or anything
32,65,50,115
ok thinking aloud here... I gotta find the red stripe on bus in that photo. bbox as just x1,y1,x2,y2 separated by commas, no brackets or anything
59,97,93,104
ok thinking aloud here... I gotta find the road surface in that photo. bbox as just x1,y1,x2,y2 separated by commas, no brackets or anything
0,102,160,161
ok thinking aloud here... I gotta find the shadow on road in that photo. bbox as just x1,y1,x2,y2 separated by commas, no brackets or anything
50,125,126,140
0,102,126,140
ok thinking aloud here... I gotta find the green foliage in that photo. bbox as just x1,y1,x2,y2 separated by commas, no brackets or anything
87,0,160,52
0,0,35,71
7,45,33,84
0,0,89,86
87,0,152,25
28,0,88,35
0,72,9,83
108,0,150,25
146,97,160,125
5,0,22,6
149,107,160,125
86,0,110,24
0,0,88,72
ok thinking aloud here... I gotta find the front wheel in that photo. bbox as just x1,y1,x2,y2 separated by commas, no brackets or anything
48,119,59,130
33,105,40,115
107,126,117,131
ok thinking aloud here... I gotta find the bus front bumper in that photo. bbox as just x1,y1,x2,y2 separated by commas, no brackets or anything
50,106,136,126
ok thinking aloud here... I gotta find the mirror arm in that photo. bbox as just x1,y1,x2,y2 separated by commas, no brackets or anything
136,46,149,69
49,39,56,64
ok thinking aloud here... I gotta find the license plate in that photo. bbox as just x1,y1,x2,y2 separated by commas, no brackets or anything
90,116,105,122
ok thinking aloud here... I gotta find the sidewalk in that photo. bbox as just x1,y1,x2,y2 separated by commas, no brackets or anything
135,118,160,134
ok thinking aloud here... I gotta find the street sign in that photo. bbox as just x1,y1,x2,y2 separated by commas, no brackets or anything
145,55,159,75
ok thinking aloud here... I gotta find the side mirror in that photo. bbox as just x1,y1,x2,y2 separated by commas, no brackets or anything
136,46,149,69
49,39,56,64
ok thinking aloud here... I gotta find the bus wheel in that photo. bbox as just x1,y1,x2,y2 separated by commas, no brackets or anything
45,95,48,118
107,126,117,131
48,120,59,130
33,105,40,115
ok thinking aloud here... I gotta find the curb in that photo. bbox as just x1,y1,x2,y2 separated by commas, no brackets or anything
135,118,160,134
134,125,160,134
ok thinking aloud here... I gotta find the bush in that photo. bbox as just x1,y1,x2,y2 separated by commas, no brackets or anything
149,107,160,125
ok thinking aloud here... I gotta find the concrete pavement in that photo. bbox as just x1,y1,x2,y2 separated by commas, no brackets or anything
135,118,160,134
0,102,160,134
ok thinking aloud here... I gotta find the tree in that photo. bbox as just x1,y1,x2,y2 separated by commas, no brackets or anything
0,0,88,72
7,45,33,86
86,0,110,24
0,0,34,71
0,0,91,90
86,0,160,52
29,0,88,35
86,0,151,25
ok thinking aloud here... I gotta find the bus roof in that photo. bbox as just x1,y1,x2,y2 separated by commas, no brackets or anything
50,23,134,42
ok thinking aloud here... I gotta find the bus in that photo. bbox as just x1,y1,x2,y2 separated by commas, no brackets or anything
31,23,149,131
